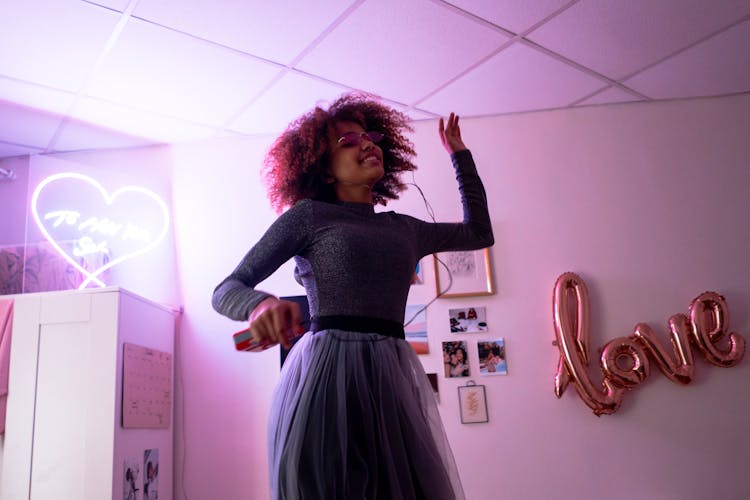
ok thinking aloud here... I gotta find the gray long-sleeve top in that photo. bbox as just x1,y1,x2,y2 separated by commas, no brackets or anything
212,149,494,324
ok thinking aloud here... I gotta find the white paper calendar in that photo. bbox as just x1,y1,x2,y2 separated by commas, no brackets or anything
122,342,172,428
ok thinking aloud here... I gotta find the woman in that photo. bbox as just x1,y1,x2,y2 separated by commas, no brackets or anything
212,93,493,499
451,346,470,377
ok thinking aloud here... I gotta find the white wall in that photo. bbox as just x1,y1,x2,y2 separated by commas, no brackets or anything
170,93,750,500
169,134,293,500
402,95,750,500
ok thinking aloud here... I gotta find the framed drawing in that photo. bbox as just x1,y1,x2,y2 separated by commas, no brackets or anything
458,380,489,424
434,248,494,298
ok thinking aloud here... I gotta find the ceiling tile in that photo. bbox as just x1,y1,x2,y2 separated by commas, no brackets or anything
0,100,63,149
624,18,750,100
576,85,644,106
85,17,283,126
0,141,44,158
446,0,572,34
394,105,440,122
527,0,750,80
84,0,131,11
128,0,354,64
52,118,159,153
0,0,122,92
228,72,351,135
0,77,75,115
69,97,222,143
418,43,604,116
296,0,509,104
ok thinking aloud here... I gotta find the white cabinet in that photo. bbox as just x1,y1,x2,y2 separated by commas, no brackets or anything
0,287,177,500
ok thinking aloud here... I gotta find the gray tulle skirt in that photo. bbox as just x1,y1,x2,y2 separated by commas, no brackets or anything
268,329,465,500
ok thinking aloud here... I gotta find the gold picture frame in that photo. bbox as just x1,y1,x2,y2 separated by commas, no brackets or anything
458,380,489,424
433,248,494,298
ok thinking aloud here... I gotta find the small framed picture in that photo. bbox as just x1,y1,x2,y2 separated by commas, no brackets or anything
123,458,140,500
478,339,507,376
442,341,470,378
411,259,425,285
404,304,429,354
426,372,439,403
449,306,488,333
434,248,494,298
458,380,489,424
143,448,159,500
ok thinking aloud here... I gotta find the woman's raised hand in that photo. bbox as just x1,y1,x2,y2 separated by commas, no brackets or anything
438,112,467,154
248,297,303,349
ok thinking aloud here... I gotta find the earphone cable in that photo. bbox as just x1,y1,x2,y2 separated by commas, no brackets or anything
403,175,453,327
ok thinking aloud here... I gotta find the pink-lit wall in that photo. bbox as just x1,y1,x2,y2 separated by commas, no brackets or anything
397,94,750,500
170,93,750,500
0,156,30,246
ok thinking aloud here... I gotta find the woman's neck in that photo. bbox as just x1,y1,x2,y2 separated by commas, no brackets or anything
334,184,374,204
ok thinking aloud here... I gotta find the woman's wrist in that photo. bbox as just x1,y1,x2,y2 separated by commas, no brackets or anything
249,296,280,322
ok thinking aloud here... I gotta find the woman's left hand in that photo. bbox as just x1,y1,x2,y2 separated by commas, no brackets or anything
439,112,467,154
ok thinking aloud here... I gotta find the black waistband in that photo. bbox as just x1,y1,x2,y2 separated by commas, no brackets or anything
310,315,405,340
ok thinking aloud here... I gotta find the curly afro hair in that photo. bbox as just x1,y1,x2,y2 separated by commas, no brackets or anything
262,92,417,213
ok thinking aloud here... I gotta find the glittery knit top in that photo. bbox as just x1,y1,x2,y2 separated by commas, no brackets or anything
212,149,494,324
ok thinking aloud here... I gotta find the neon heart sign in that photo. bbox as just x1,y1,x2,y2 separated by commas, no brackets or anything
31,172,170,289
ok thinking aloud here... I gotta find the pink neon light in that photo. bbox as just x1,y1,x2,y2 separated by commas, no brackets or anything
31,172,170,289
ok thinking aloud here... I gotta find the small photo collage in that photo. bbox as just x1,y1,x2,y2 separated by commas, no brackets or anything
443,306,507,377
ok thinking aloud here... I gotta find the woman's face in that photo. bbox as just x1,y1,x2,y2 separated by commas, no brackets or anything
326,121,384,200
456,349,465,362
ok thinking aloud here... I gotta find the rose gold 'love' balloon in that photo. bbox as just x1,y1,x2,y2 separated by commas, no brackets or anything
553,272,745,416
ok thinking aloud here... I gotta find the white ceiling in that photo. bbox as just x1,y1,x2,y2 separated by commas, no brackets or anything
1,0,749,160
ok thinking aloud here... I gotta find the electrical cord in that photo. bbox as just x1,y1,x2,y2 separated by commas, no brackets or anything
403,176,453,327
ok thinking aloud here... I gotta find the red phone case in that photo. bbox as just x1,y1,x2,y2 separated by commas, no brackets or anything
233,328,273,352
